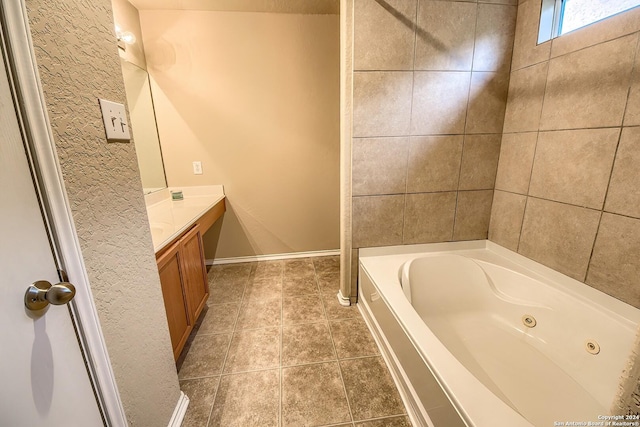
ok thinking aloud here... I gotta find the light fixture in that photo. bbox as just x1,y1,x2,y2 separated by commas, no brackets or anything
115,24,136,51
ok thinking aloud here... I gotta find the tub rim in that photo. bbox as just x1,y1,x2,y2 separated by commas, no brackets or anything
358,240,640,427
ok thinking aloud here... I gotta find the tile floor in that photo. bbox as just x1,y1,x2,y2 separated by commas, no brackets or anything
177,256,412,427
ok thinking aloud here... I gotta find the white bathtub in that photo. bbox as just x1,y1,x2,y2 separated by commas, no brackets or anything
358,241,640,427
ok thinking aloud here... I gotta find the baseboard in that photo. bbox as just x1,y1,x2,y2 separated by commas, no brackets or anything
337,289,351,306
357,298,430,427
167,391,189,427
206,249,340,266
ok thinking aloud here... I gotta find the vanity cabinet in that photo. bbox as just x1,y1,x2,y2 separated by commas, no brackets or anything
157,223,209,360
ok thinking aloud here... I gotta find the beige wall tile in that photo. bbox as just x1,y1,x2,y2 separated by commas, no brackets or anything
551,7,640,59
518,198,601,281
587,213,640,308
352,137,409,196
502,62,548,133
473,4,517,72
510,0,551,71
494,132,537,194
353,71,413,137
529,128,619,209
411,71,471,135
406,135,463,192
459,134,501,190
465,72,509,134
352,195,405,247
403,192,457,244
624,40,640,126
354,0,417,71
605,127,640,218
453,190,494,240
540,35,637,131
415,1,476,71
488,190,526,251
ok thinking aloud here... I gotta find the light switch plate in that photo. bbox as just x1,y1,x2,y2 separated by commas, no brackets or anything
98,98,131,142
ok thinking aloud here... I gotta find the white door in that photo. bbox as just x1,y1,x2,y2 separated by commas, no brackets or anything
0,32,104,426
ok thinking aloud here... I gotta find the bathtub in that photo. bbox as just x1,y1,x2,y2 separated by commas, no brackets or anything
358,241,640,427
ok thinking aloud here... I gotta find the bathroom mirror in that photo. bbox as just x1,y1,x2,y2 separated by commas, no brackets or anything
120,58,167,194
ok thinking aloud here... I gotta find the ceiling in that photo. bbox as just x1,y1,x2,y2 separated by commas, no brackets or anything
128,0,339,14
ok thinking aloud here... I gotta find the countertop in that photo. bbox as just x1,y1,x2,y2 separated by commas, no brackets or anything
145,185,225,253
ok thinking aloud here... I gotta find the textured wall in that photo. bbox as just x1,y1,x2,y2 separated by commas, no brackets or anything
350,0,516,250
488,0,640,308
139,10,341,259
24,1,181,425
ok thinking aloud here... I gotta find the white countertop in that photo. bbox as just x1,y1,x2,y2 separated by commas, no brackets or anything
145,185,225,253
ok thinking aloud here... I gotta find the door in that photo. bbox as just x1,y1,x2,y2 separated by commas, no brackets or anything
0,31,104,426
181,224,209,325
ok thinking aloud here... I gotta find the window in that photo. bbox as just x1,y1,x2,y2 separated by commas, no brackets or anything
538,0,640,43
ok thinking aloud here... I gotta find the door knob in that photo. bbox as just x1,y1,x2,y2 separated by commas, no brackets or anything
24,280,76,311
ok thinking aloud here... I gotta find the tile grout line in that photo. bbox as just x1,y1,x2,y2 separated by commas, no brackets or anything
401,0,420,246
453,0,480,243
205,266,252,427
584,33,640,283
515,46,552,253
314,259,356,425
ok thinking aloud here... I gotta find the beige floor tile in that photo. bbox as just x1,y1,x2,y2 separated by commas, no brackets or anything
282,274,319,295
331,318,380,359
179,334,231,379
181,259,409,427
179,376,219,427
318,271,341,293
251,260,284,279
313,255,340,275
355,415,412,426
212,263,253,284
210,369,280,427
243,278,282,302
224,328,280,373
208,280,246,304
195,303,239,335
341,357,406,421
235,296,281,330
283,294,326,325
282,323,336,366
284,258,315,275
321,291,362,321
282,362,352,426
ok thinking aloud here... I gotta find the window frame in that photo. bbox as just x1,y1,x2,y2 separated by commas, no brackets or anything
538,0,640,44
538,0,565,44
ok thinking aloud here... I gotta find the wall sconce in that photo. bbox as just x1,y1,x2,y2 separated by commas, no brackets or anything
115,24,136,51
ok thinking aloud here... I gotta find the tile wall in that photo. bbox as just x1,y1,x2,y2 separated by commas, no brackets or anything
351,0,517,249
488,0,640,310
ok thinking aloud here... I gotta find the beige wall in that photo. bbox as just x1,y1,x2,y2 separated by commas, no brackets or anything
139,10,341,259
489,1,640,307
350,0,516,250
25,1,180,425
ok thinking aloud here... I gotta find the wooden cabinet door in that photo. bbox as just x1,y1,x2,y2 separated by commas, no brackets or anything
157,241,192,360
180,224,209,323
